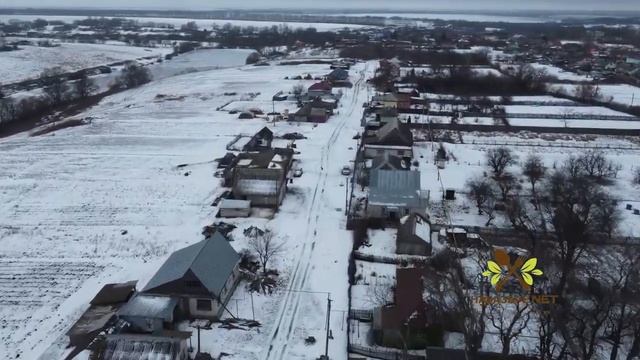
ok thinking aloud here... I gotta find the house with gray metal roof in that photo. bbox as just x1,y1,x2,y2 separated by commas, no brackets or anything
363,118,413,159
366,169,428,221
142,232,241,320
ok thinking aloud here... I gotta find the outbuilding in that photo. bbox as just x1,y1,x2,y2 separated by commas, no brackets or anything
219,199,251,218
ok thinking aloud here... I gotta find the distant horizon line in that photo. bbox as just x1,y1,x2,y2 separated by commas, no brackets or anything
0,7,639,17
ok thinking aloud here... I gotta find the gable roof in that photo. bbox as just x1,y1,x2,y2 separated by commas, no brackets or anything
142,232,240,297
309,81,332,91
255,127,274,139
369,118,413,147
328,68,349,80
235,148,294,169
90,281,137,306
369,169,421,207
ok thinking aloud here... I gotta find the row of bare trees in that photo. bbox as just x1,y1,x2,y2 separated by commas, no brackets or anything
458,146,640,359
1,63,151,130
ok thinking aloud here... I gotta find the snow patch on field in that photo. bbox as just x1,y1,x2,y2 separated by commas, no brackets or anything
0,42,171,83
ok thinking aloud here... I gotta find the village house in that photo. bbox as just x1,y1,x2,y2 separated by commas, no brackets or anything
372,93,398,108
376,107,398,125
363,118,413,159
293,102,330,123
373,267,429,348
366,169,427,221
232,148,294,208
397,213,433,256
141,232,241,320
307,81,333,98
327,68,349,82
243,127,273,151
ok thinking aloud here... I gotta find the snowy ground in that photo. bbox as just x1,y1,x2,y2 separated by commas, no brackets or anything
0,41,172,84
549,83,640,107
0,48,374,359
530,63,593,82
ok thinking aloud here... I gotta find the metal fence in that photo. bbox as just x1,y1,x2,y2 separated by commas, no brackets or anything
349,309,373,322
410,122,640,136
466,139,640,151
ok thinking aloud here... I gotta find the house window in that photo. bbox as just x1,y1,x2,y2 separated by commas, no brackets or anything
196,299,212,311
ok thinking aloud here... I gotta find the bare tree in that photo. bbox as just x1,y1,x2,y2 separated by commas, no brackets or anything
505,195,546,253
536,307,568,360
249,230,285,275
494,172,519,202
41,67,68,105
603,250,640,360
74,70,97,99
486,147,517,178
563,277,613,360
367,282,394,307
292,83,305,100
466,176,494,215
574,84,601,103
116,62,151,89
522,154,546,200
543,165,620,294
487,301,532,356
575,150,620,181
0,97,17,127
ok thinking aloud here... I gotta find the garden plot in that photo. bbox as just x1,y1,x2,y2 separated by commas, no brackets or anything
413,139,640,235
549,83,640,107
503,105,634,117
0,258,104,358
358,229,397,256
351,261,397,310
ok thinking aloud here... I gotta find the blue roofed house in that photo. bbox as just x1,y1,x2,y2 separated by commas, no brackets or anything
366,169,428,221
141,232,241,320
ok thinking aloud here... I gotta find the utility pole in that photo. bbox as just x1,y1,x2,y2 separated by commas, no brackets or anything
325,294,332,359
197,325,201,354
250,291,255,321
344,178,349,215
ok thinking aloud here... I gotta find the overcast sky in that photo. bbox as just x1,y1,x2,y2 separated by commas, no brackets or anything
1,0,638,12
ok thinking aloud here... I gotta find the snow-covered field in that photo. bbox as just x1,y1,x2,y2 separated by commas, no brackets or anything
0,41,171,84
321,12,549,23
0,14,370,31
400,66,503,77
531,63,593,82
549,83,640,107
0,49,373,359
